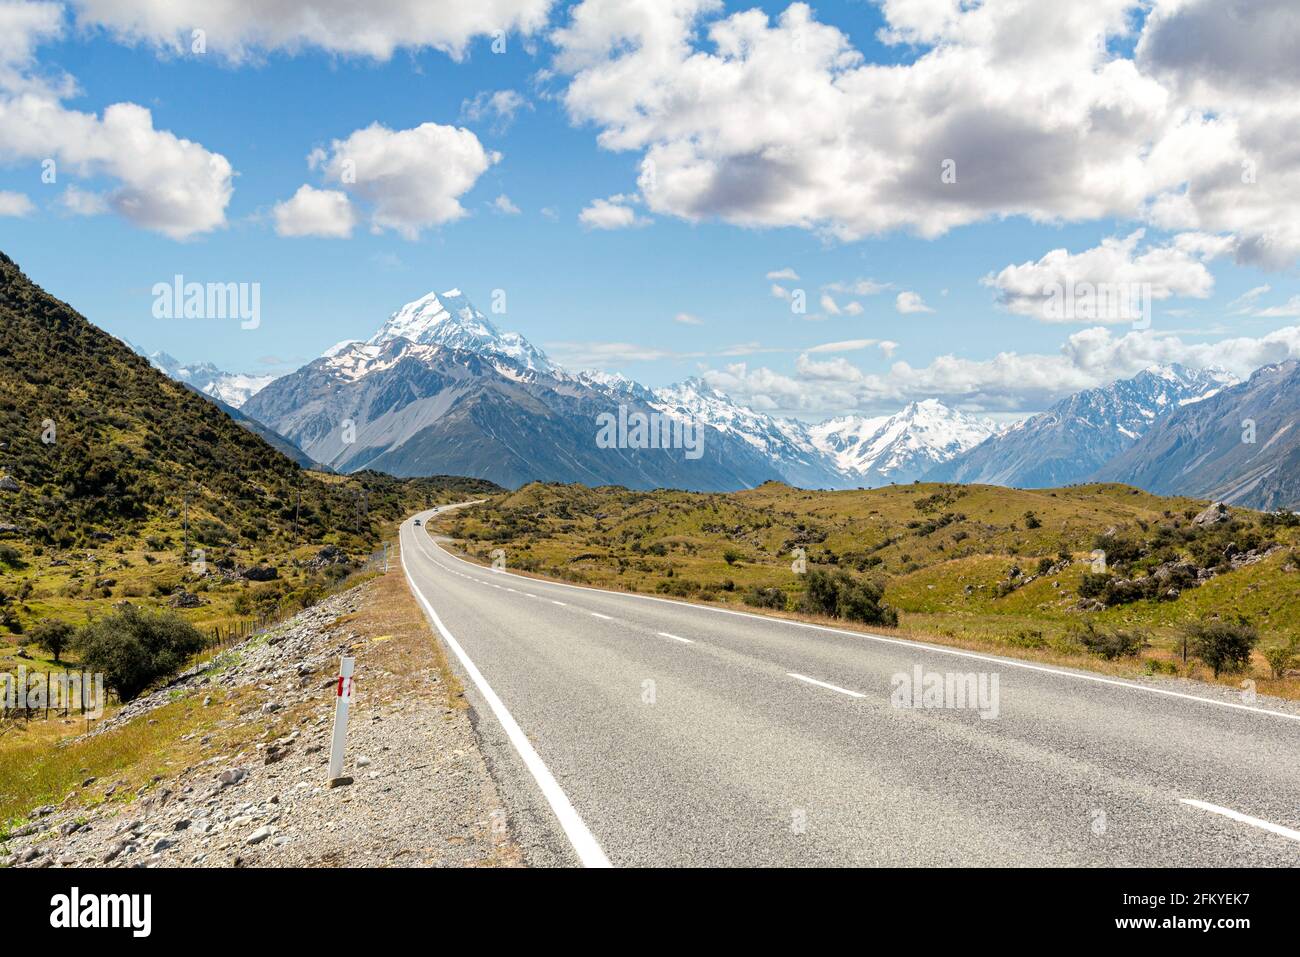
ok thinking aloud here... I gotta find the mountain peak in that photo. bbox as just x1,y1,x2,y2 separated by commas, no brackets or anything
367,288,554,374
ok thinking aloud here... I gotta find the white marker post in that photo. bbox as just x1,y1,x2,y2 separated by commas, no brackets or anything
327,656,355,784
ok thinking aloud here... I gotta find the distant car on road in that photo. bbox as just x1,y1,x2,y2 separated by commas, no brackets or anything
413,519,422,526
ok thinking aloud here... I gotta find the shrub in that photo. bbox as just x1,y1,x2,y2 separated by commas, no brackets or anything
74,606,206,701
1181,618,1259,678
30,618,75,663
1024,511,1042,529
1078,572,1111,599
798,568,898,627
723,549,741,565
1261,637,1299,680
1069,621,1149,660
742,586,787,610
1036,557,1054,576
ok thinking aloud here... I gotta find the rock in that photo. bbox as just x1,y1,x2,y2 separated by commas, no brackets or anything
151,837,175,854
81,776,97,788
169,589,206,608
218,768,249,787
0,475,19,492
246,825,277,845
173,819,191,831
356,756,371,767
1192,502,1231,527
241,565,279,582
103,841,128,863
327,776,353,789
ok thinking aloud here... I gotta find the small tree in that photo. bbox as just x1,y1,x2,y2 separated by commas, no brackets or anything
31,618,75,663
1182,618,1259,678
1070,620,1149,660
1261,637,1299,680
74,606,206,701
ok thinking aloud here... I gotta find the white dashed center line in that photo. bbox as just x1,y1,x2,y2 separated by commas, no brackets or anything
657,632,694,644
787,673,865,699
590,612,613,620
1180,799,1300,843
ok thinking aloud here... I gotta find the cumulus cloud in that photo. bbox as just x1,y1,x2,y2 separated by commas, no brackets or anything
302,122,498,239
491,193,521,214
700,324,1300,417
984,229,1231,322
0,190,34,216
461,89,532,132
895,291,933,314
550,0,1300,267
71,0,556,61
578,193,647,229
56,184,109,215
273,184,356,238
0,2,233,239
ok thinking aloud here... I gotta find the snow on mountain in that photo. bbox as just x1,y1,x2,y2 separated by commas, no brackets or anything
926,363,1239,487
134,346,277,408
367,289,554,375
808,400,998,484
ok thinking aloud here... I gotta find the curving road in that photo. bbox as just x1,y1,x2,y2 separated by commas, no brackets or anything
400,507,1300,868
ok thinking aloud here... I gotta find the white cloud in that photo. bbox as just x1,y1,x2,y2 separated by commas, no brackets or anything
895,291,933,314
766,267,799,281
673,311,702,325
1255,296,1300,318
770,283,790,300
0,190,34,216
551,0,1300,267
461,89,532,131
805,338,881,354
306,122,498,239
819,293,841,316
984,229,1230,322
1228,284,1270,313
56,184,109,215
578,194,647,229
700,323,1300,416
273,184,356,238
824,278,890,296
491,193,521,214
0,3,233,239
71,0,556,61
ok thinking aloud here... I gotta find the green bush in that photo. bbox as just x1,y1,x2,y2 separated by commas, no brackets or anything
742,586,788,610
798,568,898,627
1261,638,1298,680
30,618,75,663
74,606,206,701
1069,620,1149,660
1181,618,1259,678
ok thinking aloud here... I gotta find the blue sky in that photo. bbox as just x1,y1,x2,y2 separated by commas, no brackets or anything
1,0,1298,421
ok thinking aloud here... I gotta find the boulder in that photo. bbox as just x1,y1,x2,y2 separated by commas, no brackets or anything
0,476,19,492
241,565,279,582
1192,502,1231,527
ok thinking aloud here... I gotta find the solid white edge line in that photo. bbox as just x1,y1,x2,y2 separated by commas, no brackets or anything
787,672,866,699
1179,799,1300,843
657,632,694,644
400,524,612,868
590,612,613,620
419,518,1300,725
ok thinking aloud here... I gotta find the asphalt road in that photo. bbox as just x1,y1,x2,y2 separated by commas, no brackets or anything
400,508,1300,867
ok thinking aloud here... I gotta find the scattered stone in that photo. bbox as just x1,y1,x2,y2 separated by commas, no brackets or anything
1192,502,1231,527
246,825,277,845
327,776,353,789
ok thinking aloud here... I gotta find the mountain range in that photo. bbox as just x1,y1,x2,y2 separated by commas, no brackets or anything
134,346,277,408
240,289,998,491
145,284,1300,508
925,364,1236,487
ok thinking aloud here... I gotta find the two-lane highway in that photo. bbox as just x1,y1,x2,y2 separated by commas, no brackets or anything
400,508,1300,867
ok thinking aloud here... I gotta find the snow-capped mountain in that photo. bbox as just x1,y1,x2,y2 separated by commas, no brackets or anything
926,364,1238,487
134,346,277,408
133,287,1279,497
367,289,553,375
809,400,999,485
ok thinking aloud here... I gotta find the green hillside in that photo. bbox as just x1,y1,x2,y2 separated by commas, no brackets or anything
0,250,498,649
441,480,1300,697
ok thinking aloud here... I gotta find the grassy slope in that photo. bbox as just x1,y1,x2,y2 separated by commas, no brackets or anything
0,249,499,671
442,481,1300,697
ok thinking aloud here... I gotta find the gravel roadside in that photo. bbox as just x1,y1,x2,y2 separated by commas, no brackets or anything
3,552,525,868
